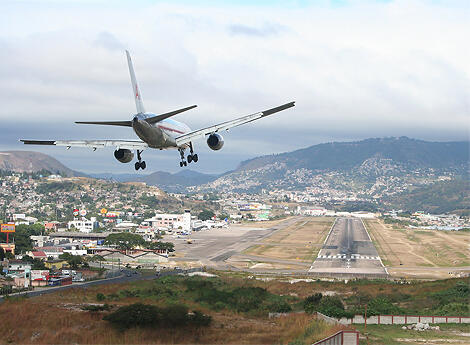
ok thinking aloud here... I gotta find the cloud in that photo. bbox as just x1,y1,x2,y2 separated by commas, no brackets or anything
94,31,125,51
0,0,468,173
228,22,287,37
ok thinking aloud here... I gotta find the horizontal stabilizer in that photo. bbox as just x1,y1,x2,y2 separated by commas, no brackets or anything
145,105,197,124
75,121,132,127
20,140,56,145
261,102,295,117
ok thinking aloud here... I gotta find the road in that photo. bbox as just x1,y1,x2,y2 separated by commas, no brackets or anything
309,217,388,277
0,267,204,302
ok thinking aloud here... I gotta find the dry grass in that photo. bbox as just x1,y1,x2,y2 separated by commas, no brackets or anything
0,297,337,345
243,217,333,262
364,219,470,279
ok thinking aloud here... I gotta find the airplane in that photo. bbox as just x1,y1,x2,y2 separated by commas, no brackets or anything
21,50,295,171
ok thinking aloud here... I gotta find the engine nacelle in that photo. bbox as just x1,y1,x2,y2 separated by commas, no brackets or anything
207,133,224,151
114,149,134,163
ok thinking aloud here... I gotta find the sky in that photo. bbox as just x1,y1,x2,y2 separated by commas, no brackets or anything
0,0,468,174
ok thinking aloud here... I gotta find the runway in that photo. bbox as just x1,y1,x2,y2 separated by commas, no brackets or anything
309,217,388,277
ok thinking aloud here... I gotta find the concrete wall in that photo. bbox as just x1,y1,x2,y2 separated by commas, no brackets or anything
350,314,470,325
312,331,359,345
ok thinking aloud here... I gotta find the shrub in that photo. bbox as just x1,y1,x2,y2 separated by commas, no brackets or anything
96,293,105,301
82,304,111,312
189,310,212,327
304,293,323,314
268,299,292,313
367,296,403,316
103,303,160,330
103,303,212,330
164,304,189,327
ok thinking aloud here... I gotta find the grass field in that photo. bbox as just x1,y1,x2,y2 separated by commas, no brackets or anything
355,324,470,345
0,272,468,344
242,217,333,263
364,219,470,279
0,274,344,345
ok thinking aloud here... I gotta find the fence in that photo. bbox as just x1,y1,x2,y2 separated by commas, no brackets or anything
337,314,470,325
312,330,359,345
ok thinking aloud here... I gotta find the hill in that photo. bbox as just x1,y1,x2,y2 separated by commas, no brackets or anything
0,151,82,177
236,137,468,173
91,170,217,193
197,137,469,213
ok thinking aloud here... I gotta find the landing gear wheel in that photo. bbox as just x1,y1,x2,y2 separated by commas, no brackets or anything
187,155,193,163
192,154,198,162
183,161,187,167
180,161,183,167
135,162,141,171
141,161,146,170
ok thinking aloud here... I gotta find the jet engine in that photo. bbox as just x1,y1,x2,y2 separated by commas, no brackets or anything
114,149,134,163
207,133,224,150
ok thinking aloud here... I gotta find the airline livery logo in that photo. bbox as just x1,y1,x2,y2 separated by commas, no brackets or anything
135,85,140,99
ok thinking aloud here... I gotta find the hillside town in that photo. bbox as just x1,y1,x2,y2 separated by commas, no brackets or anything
1,169,468,294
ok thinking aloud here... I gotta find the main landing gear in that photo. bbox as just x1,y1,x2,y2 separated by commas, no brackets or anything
179,142,198,167
135,150,146,170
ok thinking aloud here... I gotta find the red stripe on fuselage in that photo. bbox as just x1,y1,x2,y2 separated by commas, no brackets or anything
157,125,185,134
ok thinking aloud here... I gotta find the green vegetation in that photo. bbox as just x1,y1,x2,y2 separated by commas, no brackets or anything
0,224,44,253
59,252,83,269
99,275,295,316
104,232,146,250
198,209,215,221
103,303,211,330
387,178,470,214
303,293,353,318
356,324,470,345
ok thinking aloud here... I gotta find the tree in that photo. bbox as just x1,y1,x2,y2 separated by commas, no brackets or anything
59,252,83,269
218,213,229,221
146,242,175,252
198,209,215,221
0,224,44,253
105,233,145,250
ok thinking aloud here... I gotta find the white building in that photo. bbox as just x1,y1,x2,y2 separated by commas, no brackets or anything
67,217,98,233
145,210,191,232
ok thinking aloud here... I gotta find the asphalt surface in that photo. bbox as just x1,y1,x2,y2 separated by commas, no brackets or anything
172,217,301,269
0,268,204,302
309,217,388,277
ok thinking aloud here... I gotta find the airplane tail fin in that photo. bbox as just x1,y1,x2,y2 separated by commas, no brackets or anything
126,50,146,114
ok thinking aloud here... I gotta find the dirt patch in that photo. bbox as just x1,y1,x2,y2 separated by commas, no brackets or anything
364,219,470,279
242,217,333,263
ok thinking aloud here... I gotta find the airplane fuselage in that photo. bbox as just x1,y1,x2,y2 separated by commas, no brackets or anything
132,113,191,149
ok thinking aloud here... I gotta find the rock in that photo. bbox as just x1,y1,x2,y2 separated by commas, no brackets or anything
402,326,407,330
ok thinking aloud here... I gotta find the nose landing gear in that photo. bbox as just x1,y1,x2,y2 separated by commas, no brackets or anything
135,150,146,170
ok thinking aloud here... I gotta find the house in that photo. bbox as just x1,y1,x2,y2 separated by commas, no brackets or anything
98,249,169,267
45,259,68,270
6,260,32,274
31,251,47,261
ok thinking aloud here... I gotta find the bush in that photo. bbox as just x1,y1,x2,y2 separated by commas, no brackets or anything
164,304,189,326
103,303,212,330
103,303,160,330
366,296,403,316
189,310,212,327
82,304,111,312
268,298,292,313
304,293,323,314
96,293,105,301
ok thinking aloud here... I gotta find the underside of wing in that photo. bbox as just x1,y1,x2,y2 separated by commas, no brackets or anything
75,121,132,127
175,101,295,146
20,139,148,150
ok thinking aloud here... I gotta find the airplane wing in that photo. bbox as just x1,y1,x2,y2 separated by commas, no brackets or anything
175,101,295,146
20,139,148,150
